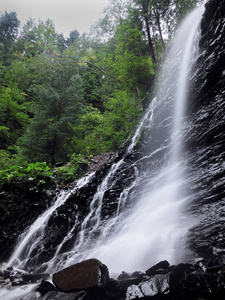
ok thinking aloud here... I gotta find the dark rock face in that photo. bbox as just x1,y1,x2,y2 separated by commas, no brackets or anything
185,0,225,261
52,259,109,293
0,179,56,262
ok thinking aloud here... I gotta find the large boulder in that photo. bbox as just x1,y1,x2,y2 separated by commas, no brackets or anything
52,259,109,293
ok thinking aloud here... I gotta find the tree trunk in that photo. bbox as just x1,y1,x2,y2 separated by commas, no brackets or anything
154,8,165,55
144,15,156,63
50,134,57,166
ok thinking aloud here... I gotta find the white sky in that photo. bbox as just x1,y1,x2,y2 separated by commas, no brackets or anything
0,0,109,37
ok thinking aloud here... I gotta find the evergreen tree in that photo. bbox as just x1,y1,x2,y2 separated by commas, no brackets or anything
0,86,29,147
0,11,20,64
19,55,84,165
66,30,80,46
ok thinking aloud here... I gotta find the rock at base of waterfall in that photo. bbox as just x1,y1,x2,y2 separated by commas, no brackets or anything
169,263,195,293
39,290,87,300
52,258,109,293
11,280,28,286
145,260,170,276
36,280,56,296
22,273,50,282
126,273,170,299
181,272,221,296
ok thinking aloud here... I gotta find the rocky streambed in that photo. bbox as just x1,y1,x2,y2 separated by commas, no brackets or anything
2,257,225,300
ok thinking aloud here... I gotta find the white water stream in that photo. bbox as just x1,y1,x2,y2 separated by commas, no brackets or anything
7,173,94,268
1,6,204,300
63,6,205,273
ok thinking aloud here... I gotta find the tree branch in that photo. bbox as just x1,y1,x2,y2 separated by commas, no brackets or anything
79,61,123,83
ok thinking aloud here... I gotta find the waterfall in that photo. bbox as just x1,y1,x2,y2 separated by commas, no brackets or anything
1,5,205,300
62,6,204,273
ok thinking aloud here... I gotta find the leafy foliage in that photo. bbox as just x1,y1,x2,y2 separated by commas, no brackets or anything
0,161,53,189
55,154,89,184
16,18,60,57
0,86,30,146
0,0,203,187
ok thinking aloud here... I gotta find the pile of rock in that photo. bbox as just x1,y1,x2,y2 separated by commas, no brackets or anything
0,263,50,288
53,258,225,300
2,258,225,300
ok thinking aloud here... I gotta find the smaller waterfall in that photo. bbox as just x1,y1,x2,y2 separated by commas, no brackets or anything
76,159,125,250
7,190,71,268
128,97,157,152
7,173,94,269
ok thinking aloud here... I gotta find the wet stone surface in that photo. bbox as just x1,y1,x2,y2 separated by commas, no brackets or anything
185,0,225,261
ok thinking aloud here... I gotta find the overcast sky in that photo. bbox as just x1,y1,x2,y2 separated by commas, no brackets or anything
0,0,109,37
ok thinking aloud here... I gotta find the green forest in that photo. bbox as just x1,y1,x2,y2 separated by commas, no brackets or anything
0,0,203,186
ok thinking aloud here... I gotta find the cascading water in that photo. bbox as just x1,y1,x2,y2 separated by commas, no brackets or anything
1,5,205,300
7,174,94,269
63,5,204,272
